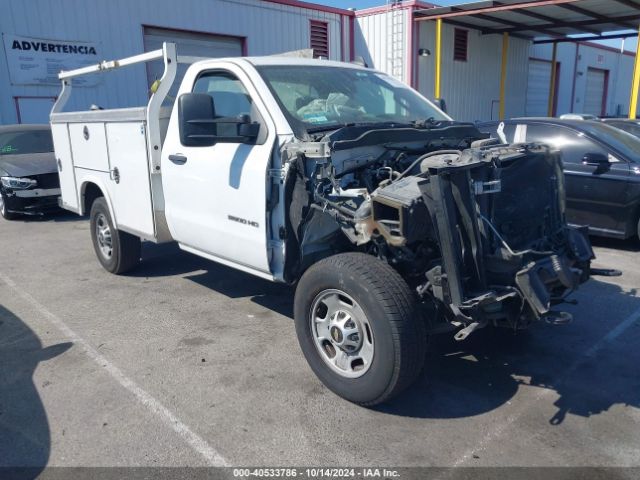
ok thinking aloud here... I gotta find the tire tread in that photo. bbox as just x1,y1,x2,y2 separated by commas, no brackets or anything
90,197,140,274
297,252,426,406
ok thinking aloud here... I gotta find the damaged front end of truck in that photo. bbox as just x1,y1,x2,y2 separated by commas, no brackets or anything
283,123,594,340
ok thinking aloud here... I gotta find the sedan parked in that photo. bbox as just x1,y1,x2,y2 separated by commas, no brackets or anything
0,125,61,220
477,118,640,241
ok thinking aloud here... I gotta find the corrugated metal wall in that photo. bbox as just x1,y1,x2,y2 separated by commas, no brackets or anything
355,7,411,85
416,22,530,122
530,42,636,117
0,0,350,124
355,10,530,122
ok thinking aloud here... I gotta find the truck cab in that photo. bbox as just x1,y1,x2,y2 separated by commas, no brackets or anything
51,44,595,406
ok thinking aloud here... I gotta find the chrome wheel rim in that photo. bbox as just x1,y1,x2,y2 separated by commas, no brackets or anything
310,289,374,378
95,213,113,259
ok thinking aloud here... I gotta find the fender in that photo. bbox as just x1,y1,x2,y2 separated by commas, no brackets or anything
79,175,118,229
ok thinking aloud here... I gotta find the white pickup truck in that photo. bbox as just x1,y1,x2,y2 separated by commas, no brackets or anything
51,43,595,405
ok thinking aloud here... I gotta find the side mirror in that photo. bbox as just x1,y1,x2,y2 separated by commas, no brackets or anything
178,93,260,147
582,152,609,167
433,98,447,113
178,93,216,147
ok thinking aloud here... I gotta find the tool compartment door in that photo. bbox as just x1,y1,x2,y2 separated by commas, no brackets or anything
105,122,155,238
68,122,110,172
50,123,79,212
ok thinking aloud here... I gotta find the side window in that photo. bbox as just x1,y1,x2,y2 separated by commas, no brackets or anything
526,124,607,165
193,72,253,137
526,124,560,144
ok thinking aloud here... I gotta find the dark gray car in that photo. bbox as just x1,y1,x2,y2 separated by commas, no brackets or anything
0,125,60,220
477,118,640,241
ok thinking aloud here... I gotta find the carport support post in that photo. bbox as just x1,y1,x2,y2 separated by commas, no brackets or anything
547,42,558,117
499,32,509,120
629,24,640,120
435,18,442,99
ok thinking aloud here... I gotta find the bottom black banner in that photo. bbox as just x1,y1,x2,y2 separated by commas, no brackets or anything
0,467,638,480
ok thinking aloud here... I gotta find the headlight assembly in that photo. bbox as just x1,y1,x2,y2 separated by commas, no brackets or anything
1,176,37,190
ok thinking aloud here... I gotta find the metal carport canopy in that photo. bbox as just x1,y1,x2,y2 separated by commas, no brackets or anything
413,0,640,119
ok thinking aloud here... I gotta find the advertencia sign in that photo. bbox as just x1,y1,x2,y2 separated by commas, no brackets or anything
3,34,100,86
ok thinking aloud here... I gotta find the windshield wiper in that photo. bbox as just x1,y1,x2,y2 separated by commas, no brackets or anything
350,121,414,129
307,121,420,138
410,118,440,128
306,124,344,134
308,121,411,133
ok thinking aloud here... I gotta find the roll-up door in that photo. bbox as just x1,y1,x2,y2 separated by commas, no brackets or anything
143,27,243,102
526,59,553,117
583,67,608,116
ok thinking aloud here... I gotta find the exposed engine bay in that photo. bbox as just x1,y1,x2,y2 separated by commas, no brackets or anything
283,122,594,339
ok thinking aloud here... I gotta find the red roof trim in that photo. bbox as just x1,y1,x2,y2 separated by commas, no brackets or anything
355,1,436,17
261,0,354,17
577,40,636,58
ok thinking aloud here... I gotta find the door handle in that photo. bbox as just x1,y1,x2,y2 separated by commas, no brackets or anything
169,154,187,165
110,167,120,184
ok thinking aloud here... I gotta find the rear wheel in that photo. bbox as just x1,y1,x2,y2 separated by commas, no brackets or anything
89,197,141,274
0,193,17,220
294,252,426,406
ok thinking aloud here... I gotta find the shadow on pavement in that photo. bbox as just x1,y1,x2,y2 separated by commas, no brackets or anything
133,243,640,425
133,242,295,318
3,210,84,224
0,305,72,469
380,278,640,424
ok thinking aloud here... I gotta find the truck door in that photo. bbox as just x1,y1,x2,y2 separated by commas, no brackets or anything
161,66,276,273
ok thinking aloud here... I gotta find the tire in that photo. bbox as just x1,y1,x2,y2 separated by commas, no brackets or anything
0,192,17,220
294,252,426,406
89,197,141,274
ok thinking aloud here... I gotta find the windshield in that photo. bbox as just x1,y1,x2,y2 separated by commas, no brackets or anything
604,121,640,139
0,129,53,156
581,121,640,162
257,65,449,136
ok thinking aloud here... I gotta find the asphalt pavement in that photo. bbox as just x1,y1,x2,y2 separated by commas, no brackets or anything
1,212,638,470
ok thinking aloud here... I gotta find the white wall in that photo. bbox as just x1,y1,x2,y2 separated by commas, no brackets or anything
530,42,637,117
355,7,412,85
0,0,351,124
416,22,531,122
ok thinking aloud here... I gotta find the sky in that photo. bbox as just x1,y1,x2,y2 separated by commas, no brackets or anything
313,0,638,52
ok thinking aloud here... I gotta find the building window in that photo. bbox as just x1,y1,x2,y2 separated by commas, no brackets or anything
310,20,329,58
453,29,468,62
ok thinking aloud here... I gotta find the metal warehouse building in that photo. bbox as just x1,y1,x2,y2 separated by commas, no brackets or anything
0,0,354,124
355,0,640,122
1,0,639,124
529,41,638,118
355,1,531,121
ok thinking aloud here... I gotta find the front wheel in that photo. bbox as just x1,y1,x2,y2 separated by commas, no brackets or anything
0,193,17,220
294,252,426,406
89,197,141,274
